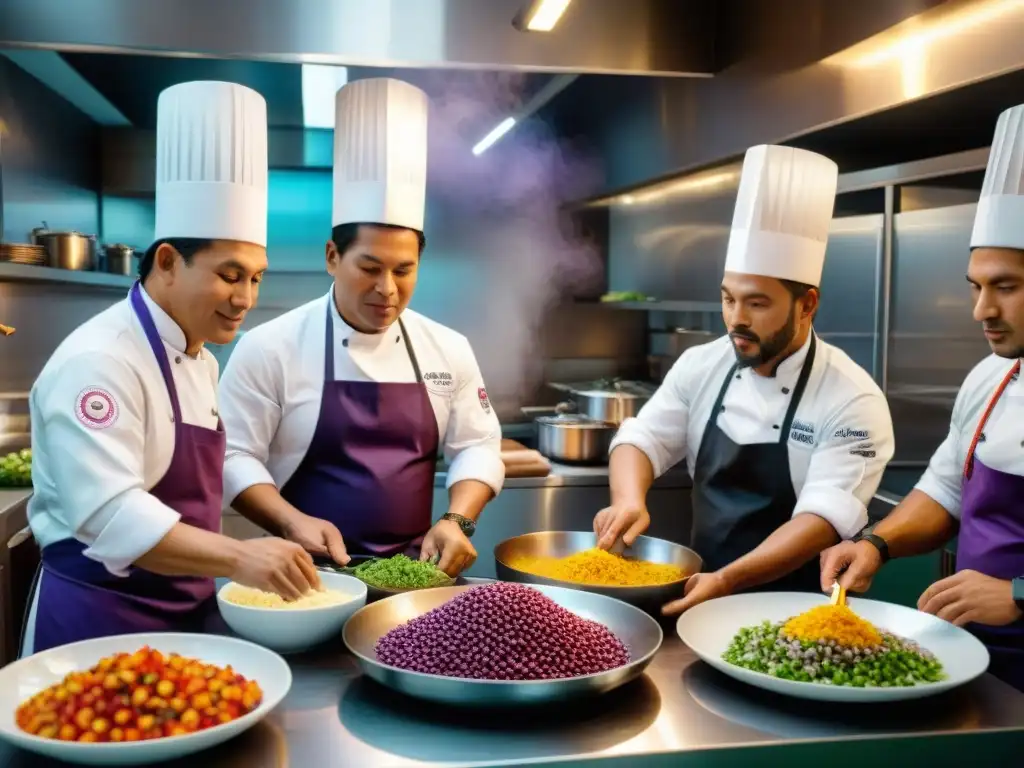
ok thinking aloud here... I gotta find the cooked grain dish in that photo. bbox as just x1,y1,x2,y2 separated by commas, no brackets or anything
221,584,354,609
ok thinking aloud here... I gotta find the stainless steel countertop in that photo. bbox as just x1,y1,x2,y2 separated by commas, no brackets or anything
435,463,693,489
0,489,31,518
5,606,1023,767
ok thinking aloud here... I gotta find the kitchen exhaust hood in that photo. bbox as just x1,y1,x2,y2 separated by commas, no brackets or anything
0,0,717,77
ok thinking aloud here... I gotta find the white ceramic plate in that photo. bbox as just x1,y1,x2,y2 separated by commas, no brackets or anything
677,592,990,702
217,571,367,654
0,633,292,765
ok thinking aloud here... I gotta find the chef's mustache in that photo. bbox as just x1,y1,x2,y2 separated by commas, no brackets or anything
729,329,760,343
983,322,1012,333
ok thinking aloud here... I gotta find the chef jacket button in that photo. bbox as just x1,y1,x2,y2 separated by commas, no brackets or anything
174,356,182,364
772,424,779,430
396,336,401,344
720,406,726,413
342,338,349,348
211,408,218,417
782,387,790,394
735,374,741,380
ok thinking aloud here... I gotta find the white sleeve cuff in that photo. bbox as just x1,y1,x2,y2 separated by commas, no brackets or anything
610,419,667,477
914,471,962,520
446,446,505,497
82,491,181,577
794,485,868,540
223,454,277,507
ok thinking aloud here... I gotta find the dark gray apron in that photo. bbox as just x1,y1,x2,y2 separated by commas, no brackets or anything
690,335,822,592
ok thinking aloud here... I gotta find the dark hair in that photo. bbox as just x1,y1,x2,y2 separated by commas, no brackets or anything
139,238,213,280
780,279,817,302
780,278,819,319
331,223,426,258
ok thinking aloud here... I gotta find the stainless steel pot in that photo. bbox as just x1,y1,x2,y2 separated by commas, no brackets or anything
31,226,96,271
569,388,649,425
536,414,616,464
102,243,136,275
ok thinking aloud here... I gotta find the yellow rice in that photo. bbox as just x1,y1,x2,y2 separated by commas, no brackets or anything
507,547,686,586
222,583,354,610
782,604,883,647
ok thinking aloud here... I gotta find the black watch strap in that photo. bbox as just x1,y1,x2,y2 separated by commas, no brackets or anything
441,512,476,537
855,531,890,564
1012,577,1024,611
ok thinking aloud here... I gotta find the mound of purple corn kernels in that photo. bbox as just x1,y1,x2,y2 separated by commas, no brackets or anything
374,582,631,680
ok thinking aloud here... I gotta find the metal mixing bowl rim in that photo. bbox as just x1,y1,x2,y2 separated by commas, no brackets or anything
341,584,664,686
492,531,702,591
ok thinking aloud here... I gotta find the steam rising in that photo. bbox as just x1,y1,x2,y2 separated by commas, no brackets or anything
416,71,603,416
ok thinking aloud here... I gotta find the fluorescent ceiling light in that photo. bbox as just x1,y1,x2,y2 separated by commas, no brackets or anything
514,0,572,32
472,117,516,156
301,64,348,129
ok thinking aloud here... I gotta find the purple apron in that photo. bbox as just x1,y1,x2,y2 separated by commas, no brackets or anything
279,302,439,558
957,359,1024,692
29,282,227,653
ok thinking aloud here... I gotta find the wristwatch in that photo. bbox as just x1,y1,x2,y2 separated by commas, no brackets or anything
441,512,476,538
853,530,890,564
1013,577,1024,611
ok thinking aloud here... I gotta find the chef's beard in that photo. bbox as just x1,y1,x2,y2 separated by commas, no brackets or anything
730,304,798,369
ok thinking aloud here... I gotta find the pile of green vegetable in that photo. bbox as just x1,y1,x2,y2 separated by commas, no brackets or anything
600,291,650,303
0,449,32,488
349,554,453,590
723,620,945,687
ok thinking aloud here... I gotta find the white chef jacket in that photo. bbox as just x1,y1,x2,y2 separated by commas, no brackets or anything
916,354,1024,519
611,333,895,539
218,289,504,505
28,287,221,576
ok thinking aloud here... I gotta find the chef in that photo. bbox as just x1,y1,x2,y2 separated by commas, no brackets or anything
22,81,320,656
594,144,895,615
217,78,504,577
820,104,1024,691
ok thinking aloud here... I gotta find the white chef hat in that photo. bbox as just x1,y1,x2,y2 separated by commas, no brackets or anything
724,145,839,288
332,78,429,231
154,81,268,247
971,104,1024,250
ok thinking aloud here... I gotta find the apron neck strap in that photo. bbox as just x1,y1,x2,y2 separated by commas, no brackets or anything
777,333,817,443
963,359,1021,480
323,300,423,383
129,281,183,423
708,333,818,446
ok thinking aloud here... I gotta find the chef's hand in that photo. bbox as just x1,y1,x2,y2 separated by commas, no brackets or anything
661,571,731,616
282,513,350,566
918,570,1023,627
819,539,882,594
593,502,650,551
231,538,322,601
421,519,477,577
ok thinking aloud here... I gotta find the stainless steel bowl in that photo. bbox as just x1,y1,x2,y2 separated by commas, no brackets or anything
535,414,616,464
494,531,703,613
342,583,663,706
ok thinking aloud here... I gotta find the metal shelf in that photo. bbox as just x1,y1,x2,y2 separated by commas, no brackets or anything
595,299,722,313
0,262,135,289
